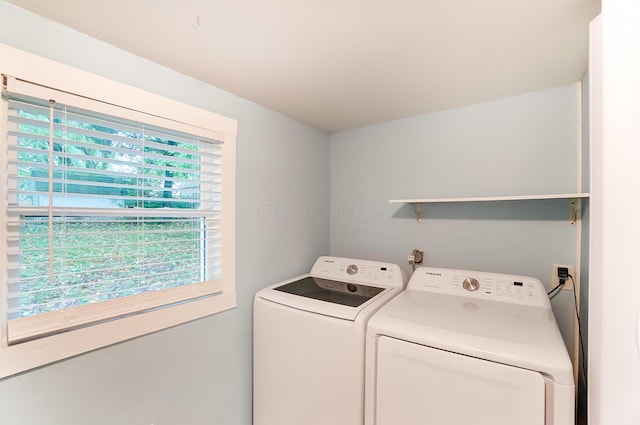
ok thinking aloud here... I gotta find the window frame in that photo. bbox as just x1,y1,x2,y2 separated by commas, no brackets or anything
0,43,237,378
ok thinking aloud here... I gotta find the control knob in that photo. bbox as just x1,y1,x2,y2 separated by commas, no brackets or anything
462,277,480,292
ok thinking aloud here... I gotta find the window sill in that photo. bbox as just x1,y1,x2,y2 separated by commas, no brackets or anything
0,291,236,379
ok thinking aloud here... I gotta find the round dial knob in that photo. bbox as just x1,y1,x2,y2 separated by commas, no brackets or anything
462,277,480,292
346,264,358,275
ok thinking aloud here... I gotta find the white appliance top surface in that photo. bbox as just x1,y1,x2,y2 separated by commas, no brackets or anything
368,266,574,385
256,256,407,321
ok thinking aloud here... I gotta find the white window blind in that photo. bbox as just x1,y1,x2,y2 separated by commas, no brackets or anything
3,76,225,343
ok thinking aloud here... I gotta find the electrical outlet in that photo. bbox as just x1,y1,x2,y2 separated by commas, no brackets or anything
409,249,424,264
551,264,575,291
413,249,424,264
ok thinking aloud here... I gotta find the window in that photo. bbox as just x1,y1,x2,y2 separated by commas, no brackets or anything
0,44,237,378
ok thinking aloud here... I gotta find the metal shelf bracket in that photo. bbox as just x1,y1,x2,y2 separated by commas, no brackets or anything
569,198,581,224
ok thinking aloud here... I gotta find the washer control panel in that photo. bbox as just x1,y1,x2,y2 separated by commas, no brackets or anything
311,256,407,288
408,267,549,307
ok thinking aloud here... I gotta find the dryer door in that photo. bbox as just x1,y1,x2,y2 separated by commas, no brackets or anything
374,336,546,425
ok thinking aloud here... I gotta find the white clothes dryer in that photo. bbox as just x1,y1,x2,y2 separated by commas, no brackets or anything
253,256,407,425
365,267,575,425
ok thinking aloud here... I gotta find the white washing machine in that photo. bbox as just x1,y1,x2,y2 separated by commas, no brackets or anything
253,256,407,425
365,267,575,425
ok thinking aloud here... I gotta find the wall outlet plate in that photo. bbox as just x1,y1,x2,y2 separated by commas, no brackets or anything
408,249,424,264
551,264,575,291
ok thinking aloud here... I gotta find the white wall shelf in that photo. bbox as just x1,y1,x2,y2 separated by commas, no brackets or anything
390,193,590,223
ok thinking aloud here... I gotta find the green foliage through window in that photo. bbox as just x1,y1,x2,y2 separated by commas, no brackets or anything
7,98,222,319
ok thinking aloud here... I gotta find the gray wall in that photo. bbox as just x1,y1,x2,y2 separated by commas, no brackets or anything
0,2,330,424
330,84,584,356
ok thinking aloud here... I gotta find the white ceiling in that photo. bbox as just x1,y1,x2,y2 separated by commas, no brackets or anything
7,0,600,133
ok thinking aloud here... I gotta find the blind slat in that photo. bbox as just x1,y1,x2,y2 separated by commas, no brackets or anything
7,147,222,175
6,127,223,162
7,162,222,186
7,206,222,217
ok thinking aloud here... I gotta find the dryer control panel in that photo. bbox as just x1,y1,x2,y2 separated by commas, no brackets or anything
408,267,549,308
311,256,407,288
